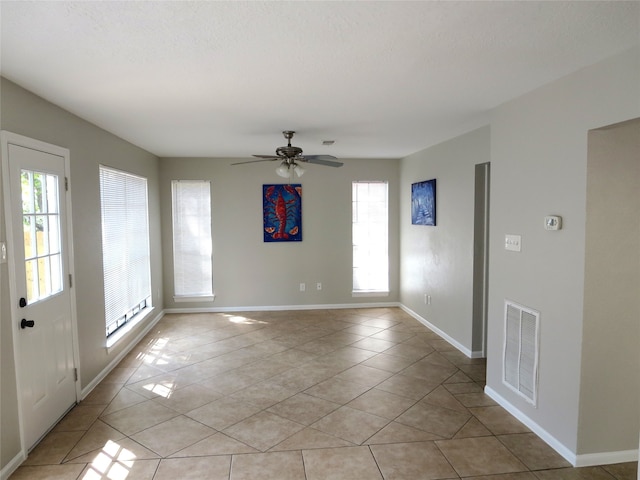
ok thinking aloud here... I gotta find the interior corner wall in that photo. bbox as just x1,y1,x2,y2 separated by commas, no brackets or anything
399,126,490,355
579,119,640,456
485,47,640,458
159,156,399,310
0,78,163,472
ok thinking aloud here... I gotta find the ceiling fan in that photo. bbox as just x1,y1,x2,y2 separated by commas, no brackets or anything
232,131,343,178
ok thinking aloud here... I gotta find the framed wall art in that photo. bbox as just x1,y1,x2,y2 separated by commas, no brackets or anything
263,184,302,242
411,179,436,226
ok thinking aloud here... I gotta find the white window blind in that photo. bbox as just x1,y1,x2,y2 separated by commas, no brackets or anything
99,166,151,337
352,181,389,293
172,180,213,301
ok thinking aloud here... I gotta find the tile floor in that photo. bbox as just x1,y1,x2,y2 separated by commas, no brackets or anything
10,307,638,480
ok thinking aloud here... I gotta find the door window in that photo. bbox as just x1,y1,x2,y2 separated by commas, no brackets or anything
21,170,63,304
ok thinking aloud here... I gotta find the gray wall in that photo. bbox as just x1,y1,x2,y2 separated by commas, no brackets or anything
160,156,400,310
0,78,164,470
399,126,490,355
579,119,640,454
485,47,640,455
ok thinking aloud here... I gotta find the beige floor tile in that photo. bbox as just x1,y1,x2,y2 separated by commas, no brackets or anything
455,391,498,407
102,387,148,415
444,382,484,394
366,421,444,444
64,437,160,464
9,464,86,480
533,466,620,480
371,441,459,480
82,382,123,405
435,436,528,476
102,367,137,384
223,411,305,452
131,415,215,457
52,404,105,432
350,336,396,352
422,385,470,413
333,364,393,387
79,457,160,480
304,377,371,404
376,373,440,400
464,473,538,480
498,433,571,470
384,343,432,361
453,417,493,438
602,462,638,480
186,397,262,430
362,352,420,373
311,406,389,444
199,371,259,395
63,420,126,461
23,431,85,465
470,406,531,435
229,381,297,409
303,446,384,480
230,451,306,480
100,399,179,436
271,427,355,451
154,455,231,480
396,401,471,438
401,360,458,385
347,388,415,419
267,393,340,425
151,383,222,413
170,432,258,457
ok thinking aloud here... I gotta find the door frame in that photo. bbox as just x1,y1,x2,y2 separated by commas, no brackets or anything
1,131,81,455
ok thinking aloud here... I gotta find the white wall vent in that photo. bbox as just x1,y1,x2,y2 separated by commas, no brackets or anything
503,300,540,406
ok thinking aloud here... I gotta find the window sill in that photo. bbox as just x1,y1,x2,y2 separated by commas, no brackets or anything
352,290,390,298
173,294,215,303
106,306,154,349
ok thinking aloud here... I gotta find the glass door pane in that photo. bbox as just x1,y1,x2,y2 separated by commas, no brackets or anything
21,170,63,304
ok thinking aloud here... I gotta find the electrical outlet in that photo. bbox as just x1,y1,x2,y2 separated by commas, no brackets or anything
0,242,6,264
300,283,306,292
317,283,322,291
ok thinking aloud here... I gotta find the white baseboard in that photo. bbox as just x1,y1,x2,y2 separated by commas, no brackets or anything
80,309,165,400
485,386,640,467
0,451,25,480
575,450,638,468
164,302,401,314
400,305,483,358
484,385,578,465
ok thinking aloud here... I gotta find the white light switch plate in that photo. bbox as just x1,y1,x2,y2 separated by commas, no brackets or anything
505,234,521,252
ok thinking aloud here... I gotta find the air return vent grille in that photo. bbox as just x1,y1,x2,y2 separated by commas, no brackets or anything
503,300,540,405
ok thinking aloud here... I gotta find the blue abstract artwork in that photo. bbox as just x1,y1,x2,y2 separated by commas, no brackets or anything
263,184,302,242
411,179,436,226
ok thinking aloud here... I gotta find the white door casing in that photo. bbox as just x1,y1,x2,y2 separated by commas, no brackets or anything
1,131,80,452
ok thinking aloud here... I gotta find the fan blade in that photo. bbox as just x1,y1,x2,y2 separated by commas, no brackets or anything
231,158,279,165
252,155,281,159
302,155,343,167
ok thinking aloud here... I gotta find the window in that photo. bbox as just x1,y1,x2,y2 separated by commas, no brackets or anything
352,181,389,294
171,180,213,301
99,166,152,339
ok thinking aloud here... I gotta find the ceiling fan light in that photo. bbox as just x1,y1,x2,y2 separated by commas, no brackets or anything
276,162,290,178
293,164,305,177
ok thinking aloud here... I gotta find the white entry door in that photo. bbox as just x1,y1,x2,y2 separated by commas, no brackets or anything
2,133,77,451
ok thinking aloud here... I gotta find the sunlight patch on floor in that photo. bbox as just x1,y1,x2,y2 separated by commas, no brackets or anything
82,440,135,480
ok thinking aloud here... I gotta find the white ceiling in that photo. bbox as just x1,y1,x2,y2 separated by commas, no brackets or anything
1,1,638,159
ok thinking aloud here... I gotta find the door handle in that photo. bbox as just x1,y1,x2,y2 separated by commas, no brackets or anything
21,319,35,329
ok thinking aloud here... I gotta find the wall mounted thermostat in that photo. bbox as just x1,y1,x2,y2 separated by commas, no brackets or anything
544,215,562,231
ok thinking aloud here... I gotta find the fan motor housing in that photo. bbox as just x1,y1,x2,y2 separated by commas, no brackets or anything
276,146,303,158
